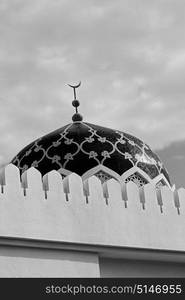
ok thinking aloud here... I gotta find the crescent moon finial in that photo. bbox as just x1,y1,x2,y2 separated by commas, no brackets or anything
67,81,81,100
67,81,83,122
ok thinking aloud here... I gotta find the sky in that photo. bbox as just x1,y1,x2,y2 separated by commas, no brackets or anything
0,0,185,187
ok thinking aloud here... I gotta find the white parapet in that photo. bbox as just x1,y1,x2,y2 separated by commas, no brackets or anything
0,164,184,252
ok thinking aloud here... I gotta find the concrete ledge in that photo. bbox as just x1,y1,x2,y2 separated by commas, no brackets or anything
0,236,185,264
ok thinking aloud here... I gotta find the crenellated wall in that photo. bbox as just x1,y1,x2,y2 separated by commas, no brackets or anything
0,164,185,252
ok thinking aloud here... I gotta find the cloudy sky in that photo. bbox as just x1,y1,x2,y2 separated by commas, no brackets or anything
0,0,185,187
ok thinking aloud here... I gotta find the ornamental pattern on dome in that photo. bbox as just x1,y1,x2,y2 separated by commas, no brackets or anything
95,170,113,184
12,122,170,185
125,172,148,187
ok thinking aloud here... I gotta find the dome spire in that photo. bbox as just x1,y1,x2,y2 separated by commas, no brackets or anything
68,81,83,122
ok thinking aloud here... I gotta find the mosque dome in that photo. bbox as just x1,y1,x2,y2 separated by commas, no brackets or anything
11,84,171,188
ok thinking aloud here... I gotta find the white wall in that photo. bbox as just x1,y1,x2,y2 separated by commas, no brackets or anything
100,257,185,277
0,164,184,252
0,244,99,277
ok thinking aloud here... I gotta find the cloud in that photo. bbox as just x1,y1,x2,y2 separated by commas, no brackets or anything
0,0,185,187
156,140,185,188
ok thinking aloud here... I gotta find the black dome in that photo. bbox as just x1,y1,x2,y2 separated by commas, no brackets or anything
12,121,171,186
